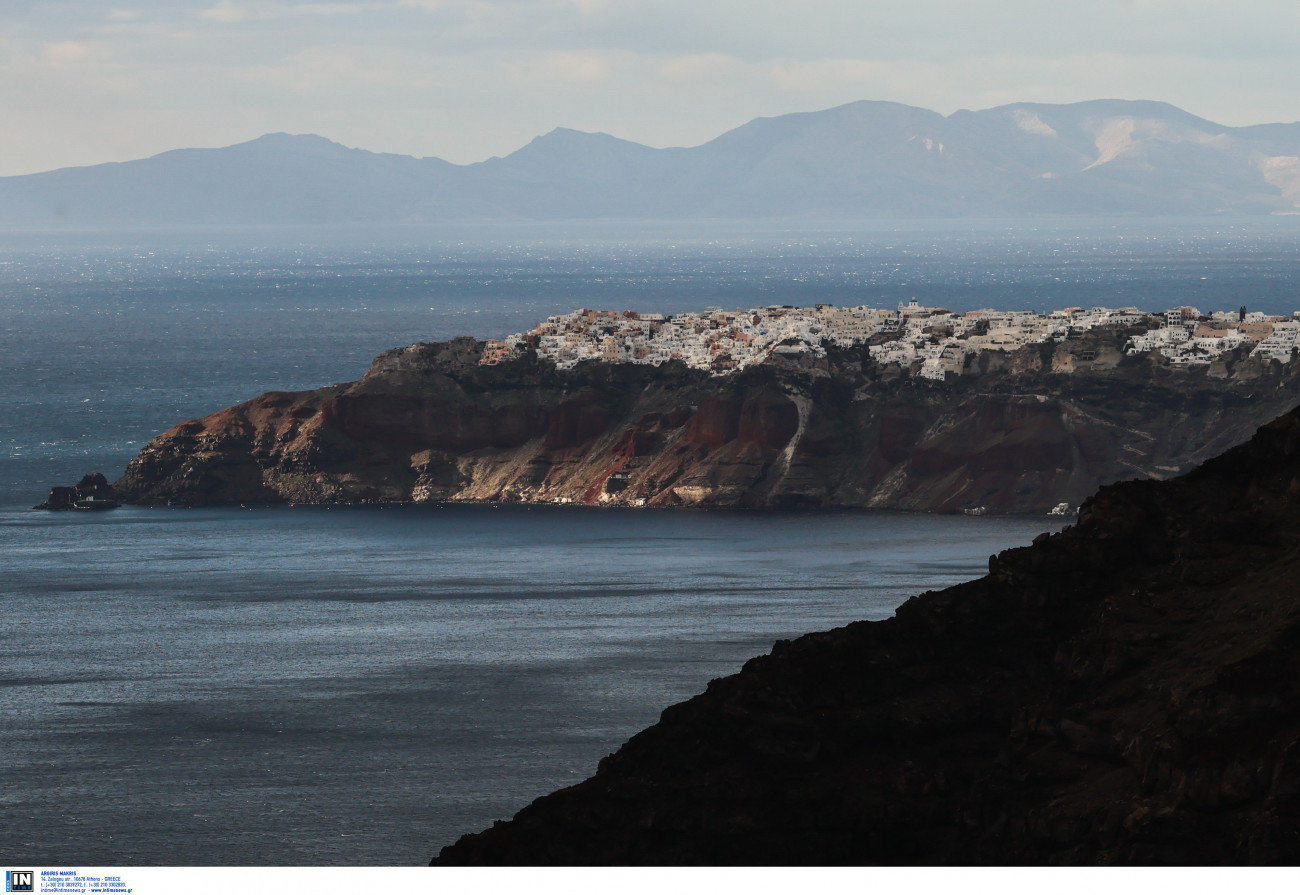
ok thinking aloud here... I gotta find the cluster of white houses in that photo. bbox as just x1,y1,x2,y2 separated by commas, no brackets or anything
476,301,1300,378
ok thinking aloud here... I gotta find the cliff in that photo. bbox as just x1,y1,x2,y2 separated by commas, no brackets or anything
434,402,1300,865
114,331,1300,515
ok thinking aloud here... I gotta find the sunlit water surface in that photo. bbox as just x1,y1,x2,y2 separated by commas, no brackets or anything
1,503,1046,863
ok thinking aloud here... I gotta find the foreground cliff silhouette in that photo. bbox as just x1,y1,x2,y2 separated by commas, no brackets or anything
115,329,1300,515
435,405,1300,864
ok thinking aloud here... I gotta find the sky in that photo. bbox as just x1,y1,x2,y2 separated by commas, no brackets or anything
2,0,1299,176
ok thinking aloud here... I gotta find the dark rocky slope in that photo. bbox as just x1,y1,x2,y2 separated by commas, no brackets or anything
434,404,1300,865
115,330,1300,515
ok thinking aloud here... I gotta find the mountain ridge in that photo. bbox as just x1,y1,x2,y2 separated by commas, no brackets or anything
5,99,1300,225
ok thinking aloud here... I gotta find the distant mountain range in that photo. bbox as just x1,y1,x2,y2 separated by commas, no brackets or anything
5,99,1300,226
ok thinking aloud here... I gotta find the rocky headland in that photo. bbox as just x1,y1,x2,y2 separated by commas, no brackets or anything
115,326,1300,515
434,401,1300,864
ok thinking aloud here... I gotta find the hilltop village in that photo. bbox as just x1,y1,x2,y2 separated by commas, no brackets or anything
478,301,1300,379
115,292,1300,518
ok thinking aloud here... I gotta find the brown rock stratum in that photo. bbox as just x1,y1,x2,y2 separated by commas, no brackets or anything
115,330,1300,515
434,404,1300,864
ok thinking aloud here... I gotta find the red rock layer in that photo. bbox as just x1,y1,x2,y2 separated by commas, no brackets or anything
116,334,1300,515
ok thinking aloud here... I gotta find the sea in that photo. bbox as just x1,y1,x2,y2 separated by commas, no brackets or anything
3,217,1300,864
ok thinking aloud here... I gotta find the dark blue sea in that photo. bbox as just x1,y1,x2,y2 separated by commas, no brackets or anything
3,218,1299,864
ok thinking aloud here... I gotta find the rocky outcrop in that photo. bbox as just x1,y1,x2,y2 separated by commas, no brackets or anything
434,403,1300,865
34,472,120,510
115,332,1300,515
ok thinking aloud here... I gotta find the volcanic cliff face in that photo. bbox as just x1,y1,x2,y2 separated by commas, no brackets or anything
115,331,1300,515
434,404,1300,865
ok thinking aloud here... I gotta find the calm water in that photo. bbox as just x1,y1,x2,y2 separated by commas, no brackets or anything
3,218,1299,864
0,503,1046,864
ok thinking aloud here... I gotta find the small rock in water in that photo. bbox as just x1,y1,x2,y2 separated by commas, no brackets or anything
34,472,121,510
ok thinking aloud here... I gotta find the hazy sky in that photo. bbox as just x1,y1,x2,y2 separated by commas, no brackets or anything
3,0,1298,176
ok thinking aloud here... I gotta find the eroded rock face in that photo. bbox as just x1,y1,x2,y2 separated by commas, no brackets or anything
114,334,1300,514
433,405,1300,865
